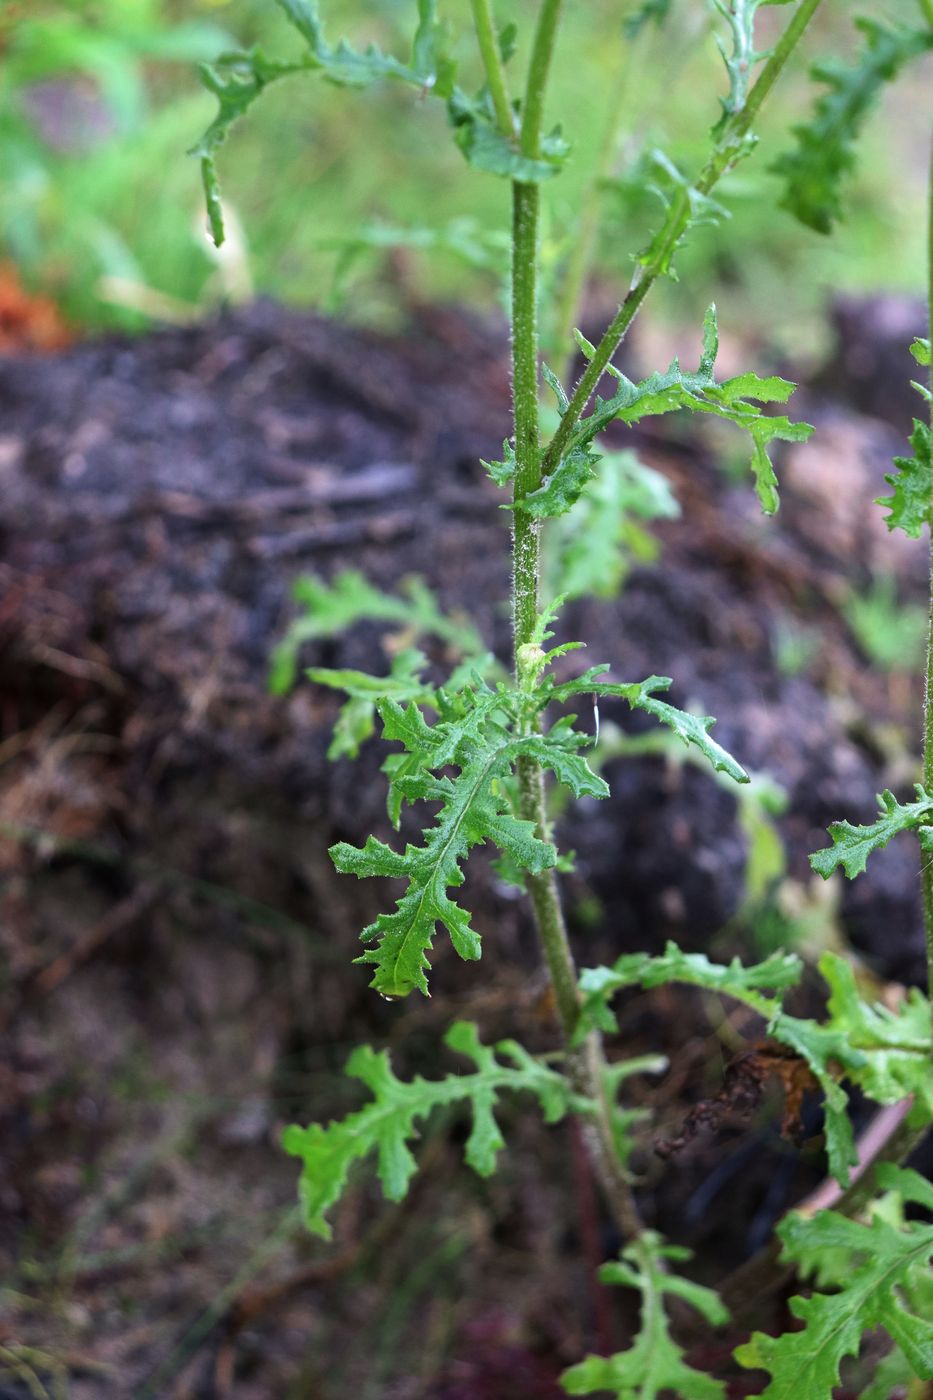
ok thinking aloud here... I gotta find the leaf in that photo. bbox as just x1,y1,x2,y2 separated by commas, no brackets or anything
576,941,803,1039
192,1,451,243
876,417,933,538
911,337,932,367
333,685,558,996
283,1020,580,1238
735,1166,933,1397
320,216,510,305
269,570,485,696
481,439,516,487
771,18,933,235
542,362,570,415
817,953,932,1116
272,0,445,90
553,306,812,514
712,0,788,135
190,48,313,245
632,150,730,281
809,786,933,880
623,0,674,40
764,1012,860,1184
547,670,749,783
574,944,868,1183
513,446,603,519
561,1231,728,1399
497,21,517,64
448,90,569,182
546,450,680,601
309,648,434,759
513,733,609,800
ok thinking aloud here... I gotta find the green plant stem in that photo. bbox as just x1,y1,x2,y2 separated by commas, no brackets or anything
510,0,642,1242
541,0,825,480
469,0,514,137
923,131,933,1021
511,179,543,653
919,0,933,30
520,0,564,160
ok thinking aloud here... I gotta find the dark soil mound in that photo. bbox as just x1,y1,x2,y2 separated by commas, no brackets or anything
0,297,927,1397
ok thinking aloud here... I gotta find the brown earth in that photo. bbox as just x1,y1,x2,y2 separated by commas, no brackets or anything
0,296,929,1398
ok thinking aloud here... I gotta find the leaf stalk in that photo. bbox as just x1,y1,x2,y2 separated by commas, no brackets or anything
469,0,515,136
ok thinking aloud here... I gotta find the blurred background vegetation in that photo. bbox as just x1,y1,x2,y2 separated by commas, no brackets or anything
0,0,930,361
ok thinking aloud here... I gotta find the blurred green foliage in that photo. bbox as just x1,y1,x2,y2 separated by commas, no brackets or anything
842,573,928,673
1,0,930,341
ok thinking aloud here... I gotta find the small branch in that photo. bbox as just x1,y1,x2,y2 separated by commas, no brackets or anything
520,0,564,159
469,0,515,137
922,131,933,1025
541,0,825,480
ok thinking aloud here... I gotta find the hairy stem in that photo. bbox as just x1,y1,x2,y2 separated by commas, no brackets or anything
469,0,515,137
511,179,543,652
510,0,642,1241
542,0,825,479
918,133,924,1030
520,0,564,161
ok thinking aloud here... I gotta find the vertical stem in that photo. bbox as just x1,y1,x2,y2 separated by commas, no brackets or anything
469,0,515,136
509,0,643,1243
511,179,543,652
922,132,933,1018
512,160,582,1038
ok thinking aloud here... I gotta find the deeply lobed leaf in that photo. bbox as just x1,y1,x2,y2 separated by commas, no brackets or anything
334,687,550,996
735,1166,933,1397
876,417,933,538
546,667,749,783
562,1231,729,1399
712,0,793,135
331,674,616,996
530,307,811,518
632,150,730,282
576,942,802,1041
449,89,569,182
545,449,680,601
269,569,486,696
771,18,933,235
193,0,571,245
817,953,932,1116
283,1020,581,1237
574,947,929,1186
809,785,933,879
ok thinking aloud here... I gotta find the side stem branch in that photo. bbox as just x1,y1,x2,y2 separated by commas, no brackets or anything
542,0,825,479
